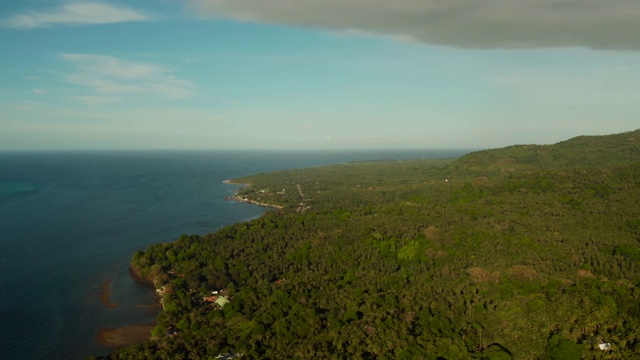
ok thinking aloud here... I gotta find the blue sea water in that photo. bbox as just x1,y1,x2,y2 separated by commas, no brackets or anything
0,149,468,359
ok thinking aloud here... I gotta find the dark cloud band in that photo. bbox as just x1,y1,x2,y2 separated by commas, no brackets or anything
187,0,640,50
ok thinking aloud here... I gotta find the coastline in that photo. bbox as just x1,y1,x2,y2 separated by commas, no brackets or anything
98,178,279,355
94,267,161,350
128,265,164,310
223,179,284,210
128,265,154,286
227,195,284,210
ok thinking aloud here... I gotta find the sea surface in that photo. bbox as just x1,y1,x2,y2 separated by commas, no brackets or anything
0,149,469,359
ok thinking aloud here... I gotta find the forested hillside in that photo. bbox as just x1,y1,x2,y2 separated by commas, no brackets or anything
103,130,639,359
450,129,640,175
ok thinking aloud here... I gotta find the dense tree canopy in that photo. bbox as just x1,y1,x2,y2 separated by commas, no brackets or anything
99,130,640,359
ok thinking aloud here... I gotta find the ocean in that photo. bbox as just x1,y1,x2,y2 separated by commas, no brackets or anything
0,149,468,359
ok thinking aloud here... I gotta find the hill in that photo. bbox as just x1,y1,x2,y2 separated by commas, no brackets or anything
102,130,640,359
450,129,640,175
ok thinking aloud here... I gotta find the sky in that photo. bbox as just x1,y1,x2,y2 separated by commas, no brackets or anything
0,0,639,150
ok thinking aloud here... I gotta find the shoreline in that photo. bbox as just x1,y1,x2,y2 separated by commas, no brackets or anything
129,265,166,311
94,267,161,350
128,265,154,286
223,179,284,210
226,195,284,210
99,178,280,355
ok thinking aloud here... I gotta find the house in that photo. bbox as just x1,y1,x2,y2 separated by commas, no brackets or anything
203,296,218,302
215,296,231,308
598,342,612,351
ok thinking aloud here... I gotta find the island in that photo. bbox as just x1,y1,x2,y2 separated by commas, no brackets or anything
95,129,640,359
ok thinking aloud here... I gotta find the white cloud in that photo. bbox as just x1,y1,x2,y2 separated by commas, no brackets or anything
32,88,47,94
61,53,194,100
186,0,640,51
4,2,148,29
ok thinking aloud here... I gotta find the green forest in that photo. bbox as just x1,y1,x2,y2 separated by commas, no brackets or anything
99,130,640,359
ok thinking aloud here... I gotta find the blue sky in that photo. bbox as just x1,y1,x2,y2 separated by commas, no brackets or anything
1,0,639,150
